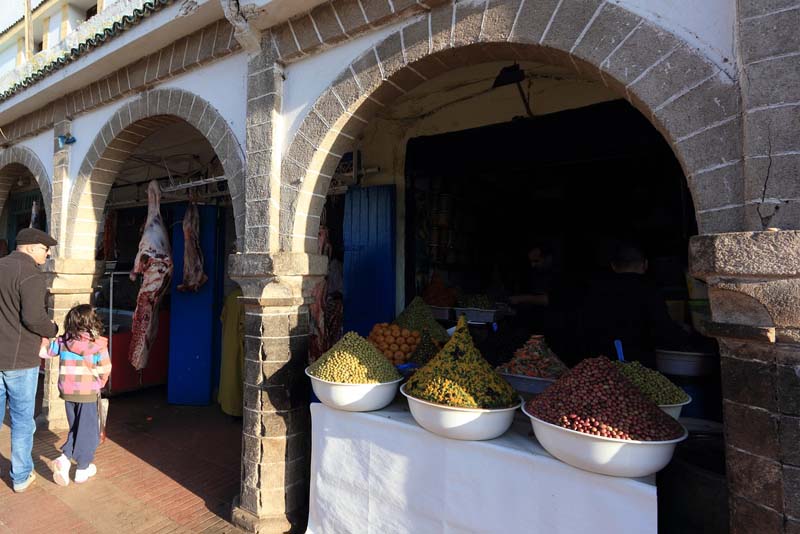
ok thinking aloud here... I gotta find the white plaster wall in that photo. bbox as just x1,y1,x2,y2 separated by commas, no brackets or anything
45,12,61,50
65,5,85,35
69,93,137,186
0,45,17,78
161,53,248,152
18,128,54,186
614,0,735,74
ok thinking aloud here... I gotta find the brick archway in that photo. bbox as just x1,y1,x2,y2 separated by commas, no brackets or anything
65,88,246,256
280,1,741,252
0,145,52,232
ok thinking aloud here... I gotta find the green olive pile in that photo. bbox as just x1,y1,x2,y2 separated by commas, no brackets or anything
457,294,493,309
526,357,684,441
308,332,400,384
405,316,517,409
615,361,689,405
409,330,440,366
395,297,449,343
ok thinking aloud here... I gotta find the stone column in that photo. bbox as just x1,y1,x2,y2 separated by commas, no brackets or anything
690,230,800,533
737,2,800,229
37,99,84,430
230,252,327,534
38,258,102,430
51,98,71,248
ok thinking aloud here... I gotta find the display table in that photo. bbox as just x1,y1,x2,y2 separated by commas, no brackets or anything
308,402,657,534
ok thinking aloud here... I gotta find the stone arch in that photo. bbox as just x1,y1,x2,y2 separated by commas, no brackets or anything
281,0,742,252
65,88,246,256
0,145,52,234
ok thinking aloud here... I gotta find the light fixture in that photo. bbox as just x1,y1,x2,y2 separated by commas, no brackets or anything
492,64,525,88
57,133,77,149
492,63,534,119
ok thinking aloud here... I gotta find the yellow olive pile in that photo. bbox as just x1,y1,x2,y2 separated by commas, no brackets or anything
526,357,684,441
368,323,421,364
308,332,400,384
395,297,449,344
405,316,517,409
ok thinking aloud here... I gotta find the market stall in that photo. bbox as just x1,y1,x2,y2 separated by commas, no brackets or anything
307,95,726,532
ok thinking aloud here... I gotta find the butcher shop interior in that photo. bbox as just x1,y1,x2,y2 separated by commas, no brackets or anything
91,118,244,433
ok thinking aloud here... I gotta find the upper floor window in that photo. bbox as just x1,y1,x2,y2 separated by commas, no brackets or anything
86,4,98,19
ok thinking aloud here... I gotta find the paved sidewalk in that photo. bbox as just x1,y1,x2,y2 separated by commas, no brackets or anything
0,386,245,533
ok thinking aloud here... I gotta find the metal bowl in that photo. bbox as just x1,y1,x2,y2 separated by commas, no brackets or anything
522,404,688,478
400,385,520,441
656,350,715,377
305,367,402,412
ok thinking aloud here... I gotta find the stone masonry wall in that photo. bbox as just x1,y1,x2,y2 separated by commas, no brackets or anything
692,230,800,534
738,2,800,230
280,0,743,254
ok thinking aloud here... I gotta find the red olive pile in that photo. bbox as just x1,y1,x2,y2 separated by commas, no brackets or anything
526,357,684,441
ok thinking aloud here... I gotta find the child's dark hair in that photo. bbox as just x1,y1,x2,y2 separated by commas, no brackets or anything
63,304,104,341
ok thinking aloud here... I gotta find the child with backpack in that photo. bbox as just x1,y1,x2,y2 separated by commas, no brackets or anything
41,304,111,485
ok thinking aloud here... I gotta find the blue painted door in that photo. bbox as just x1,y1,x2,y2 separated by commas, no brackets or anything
168,204,220,405
343,186,396,336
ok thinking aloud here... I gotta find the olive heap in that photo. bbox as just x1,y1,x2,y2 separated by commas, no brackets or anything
395,296,450,344
308,332,401,384
367,323,421,364
615,361,690,405
496,335,568,380
409,330,440,366
457,294,493,309
405,316,517,409
526,357,684,441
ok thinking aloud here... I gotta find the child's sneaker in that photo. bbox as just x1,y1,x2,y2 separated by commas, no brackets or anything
52,455,70,487
74,464,96,484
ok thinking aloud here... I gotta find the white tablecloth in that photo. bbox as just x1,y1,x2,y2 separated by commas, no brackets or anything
307,402,656,534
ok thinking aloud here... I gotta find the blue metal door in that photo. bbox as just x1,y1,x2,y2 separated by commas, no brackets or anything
343,186,396,336
168,204,221,405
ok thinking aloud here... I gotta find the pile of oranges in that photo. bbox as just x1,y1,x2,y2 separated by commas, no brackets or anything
367,323,421,365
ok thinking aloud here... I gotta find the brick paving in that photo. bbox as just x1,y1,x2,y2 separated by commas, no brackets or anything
0,386,245,534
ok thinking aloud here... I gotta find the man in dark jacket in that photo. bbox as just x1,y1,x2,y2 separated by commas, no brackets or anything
0,228,59,492
577,244,692,368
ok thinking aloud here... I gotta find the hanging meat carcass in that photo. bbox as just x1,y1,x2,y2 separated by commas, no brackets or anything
129,181,173,370
98,210,118,261
177,201,208,292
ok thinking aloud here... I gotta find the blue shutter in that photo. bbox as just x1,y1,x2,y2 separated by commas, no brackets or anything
168,204,221,405
343,186,396,336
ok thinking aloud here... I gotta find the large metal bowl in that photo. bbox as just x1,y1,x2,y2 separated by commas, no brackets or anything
659,395,692,420
305,368,402,412
400,385,520,441
655,350,715,377
522,404,688,478
498,372,555,395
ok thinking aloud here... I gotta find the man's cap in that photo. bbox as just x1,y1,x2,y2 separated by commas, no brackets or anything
16,228,58,247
